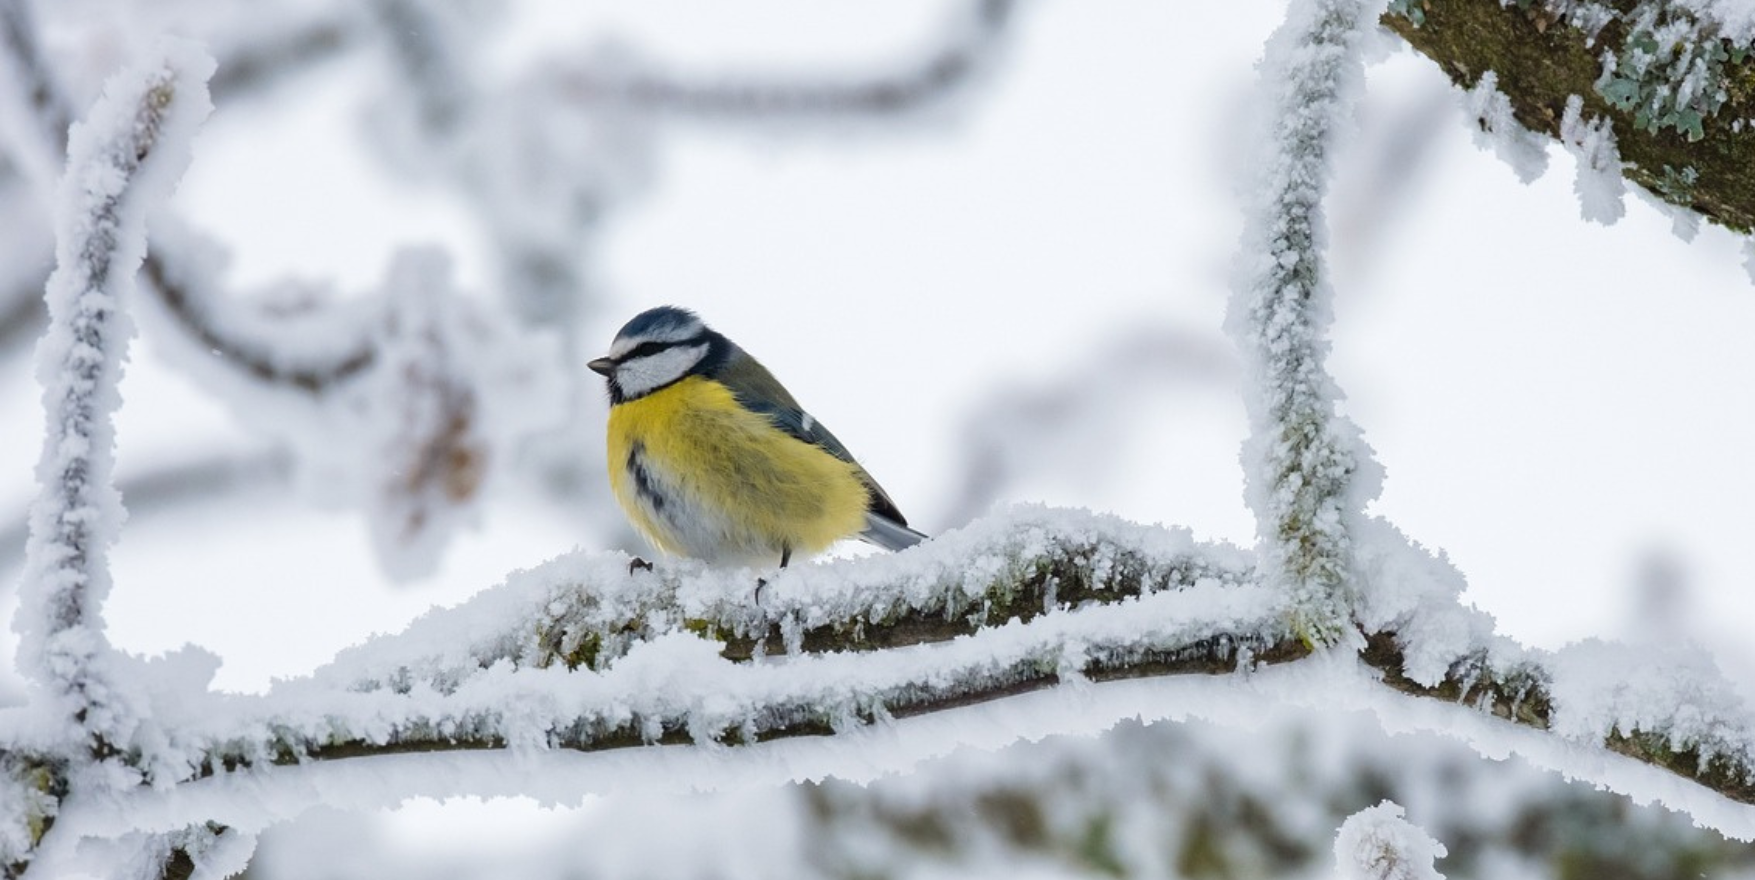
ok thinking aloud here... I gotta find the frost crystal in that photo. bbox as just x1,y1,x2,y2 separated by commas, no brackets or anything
1559,94,1627,224
1462,71,1548,183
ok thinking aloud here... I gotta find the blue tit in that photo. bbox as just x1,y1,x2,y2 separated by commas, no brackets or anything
587,306,927,568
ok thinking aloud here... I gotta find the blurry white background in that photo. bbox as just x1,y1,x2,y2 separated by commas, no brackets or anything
2,0,1753,875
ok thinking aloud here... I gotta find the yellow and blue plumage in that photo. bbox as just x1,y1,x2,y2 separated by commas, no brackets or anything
588,306,925,567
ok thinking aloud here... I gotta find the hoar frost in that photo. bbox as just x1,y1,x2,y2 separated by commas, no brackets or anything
1462,71,1548,183
1560,94,1627,223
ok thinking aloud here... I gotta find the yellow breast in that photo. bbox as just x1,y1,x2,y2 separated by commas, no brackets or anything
606,376,870,562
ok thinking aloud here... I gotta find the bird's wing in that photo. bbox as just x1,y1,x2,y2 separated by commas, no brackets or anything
717,351,913,528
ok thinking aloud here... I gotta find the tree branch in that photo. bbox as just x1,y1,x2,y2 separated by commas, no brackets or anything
1362,630,1755,806
1384,0,1755,233
2,509,1752,851
18,41,214,744
1230,0,1381,647
553,0,1016,120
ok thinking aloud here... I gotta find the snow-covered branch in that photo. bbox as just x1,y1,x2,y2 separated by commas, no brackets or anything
5,506,1755,863
1230,0,1382,647
17,39,214,750
148,509,1292,778
1364,630,1755,808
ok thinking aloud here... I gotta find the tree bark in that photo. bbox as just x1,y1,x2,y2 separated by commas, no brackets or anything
1384,0,1755,233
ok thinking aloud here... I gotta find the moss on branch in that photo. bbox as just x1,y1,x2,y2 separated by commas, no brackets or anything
1363,631,1755,806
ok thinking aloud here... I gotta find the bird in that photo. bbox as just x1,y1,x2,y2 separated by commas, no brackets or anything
587,306,927,570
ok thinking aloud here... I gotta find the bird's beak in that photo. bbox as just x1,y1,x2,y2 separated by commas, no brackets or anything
587,357,616,376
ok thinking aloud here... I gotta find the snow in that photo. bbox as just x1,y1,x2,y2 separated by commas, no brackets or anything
35,650,1755,864
1548,638,1755,757
1680,0,1755,40
0,2,1751,875
1559,95,1626,225
1334,800,1448,880
16,38,214,749
1461,71,1548,184
1230,0,1386,646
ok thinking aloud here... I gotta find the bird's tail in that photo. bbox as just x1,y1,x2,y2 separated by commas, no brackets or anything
861,513,928,552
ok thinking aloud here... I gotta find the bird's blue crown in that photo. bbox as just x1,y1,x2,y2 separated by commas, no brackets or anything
615,305,705,344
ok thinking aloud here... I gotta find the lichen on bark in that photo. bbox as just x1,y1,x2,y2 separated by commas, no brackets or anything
1385,0,1755,233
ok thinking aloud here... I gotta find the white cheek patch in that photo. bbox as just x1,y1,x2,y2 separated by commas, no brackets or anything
616,344,709,398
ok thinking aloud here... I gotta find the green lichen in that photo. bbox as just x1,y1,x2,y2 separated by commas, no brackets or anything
1384,0,1755,234
1655,163,1700,202
1594,7,1742,142
1389,0,1428,27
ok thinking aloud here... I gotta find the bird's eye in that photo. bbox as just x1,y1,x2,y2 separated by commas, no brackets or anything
622,341,674,361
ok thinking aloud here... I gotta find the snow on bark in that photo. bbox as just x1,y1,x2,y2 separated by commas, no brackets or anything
1334,801,1448,880
7,508,1283,801
1229,0,1384,648
16,39,214,754
1559,94,1627,224
1462,71,1549,184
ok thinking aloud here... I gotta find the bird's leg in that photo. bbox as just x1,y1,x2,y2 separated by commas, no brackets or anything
628,556,653,575
755,544,793,606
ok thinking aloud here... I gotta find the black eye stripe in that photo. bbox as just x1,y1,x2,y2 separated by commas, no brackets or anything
622,341,673,361
617,334,706,363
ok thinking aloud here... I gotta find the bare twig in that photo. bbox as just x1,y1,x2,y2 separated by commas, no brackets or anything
139,251,374,393
0,449,290,580
557,0,1017,120
209,18,357,105
0,0,74,182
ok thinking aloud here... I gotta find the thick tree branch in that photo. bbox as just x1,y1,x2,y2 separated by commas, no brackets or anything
1384,0,1755,233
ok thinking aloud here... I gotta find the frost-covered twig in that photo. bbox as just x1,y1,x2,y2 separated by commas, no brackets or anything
18,38,214,750
1230,0,1381,647
0,0,380,396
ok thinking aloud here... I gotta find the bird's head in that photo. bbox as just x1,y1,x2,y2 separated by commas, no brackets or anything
588,306,720,403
